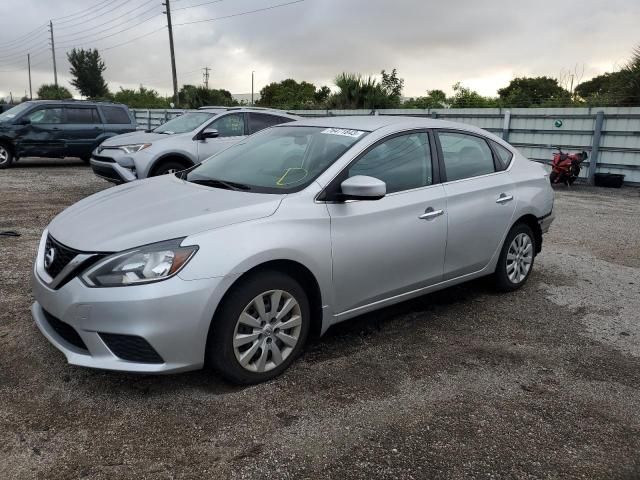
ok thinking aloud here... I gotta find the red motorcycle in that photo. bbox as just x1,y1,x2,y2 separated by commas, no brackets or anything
549,148,588,185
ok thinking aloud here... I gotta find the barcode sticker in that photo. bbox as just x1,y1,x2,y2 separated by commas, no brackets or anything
321,128,365,138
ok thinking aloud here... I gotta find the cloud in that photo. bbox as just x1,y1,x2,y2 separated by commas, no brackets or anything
1,0,639,100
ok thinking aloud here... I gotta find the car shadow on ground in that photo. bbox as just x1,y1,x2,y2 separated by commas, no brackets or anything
63,276,498,398
9,158,87,168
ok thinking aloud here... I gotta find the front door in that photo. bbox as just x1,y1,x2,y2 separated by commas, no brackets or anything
196,112,247,162
16,106,65,157
327,131,448,314
435,130,516,280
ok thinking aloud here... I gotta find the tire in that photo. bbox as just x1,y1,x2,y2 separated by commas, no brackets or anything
80,156,91,164
549,171,558,184
151,160,188,177
207,271,310,384
0,143,14,169
493,223,536,292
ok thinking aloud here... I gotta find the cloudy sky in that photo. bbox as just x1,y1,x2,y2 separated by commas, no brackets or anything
0,0,639,101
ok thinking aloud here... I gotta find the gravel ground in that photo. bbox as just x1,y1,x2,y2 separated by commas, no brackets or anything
1,158,639,479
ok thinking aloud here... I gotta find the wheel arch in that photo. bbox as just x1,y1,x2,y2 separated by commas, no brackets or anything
205,259,324,356
149,153,195,176
512,213,542,255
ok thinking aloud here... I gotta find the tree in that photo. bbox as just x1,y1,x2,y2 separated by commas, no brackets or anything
380,68,404,106
314,85,331,105
67,48,109,98
498,76,571,107
256,79,318,109
449,83,499,108
178,85,237,109
403,89,448,109
112,86,170,108
37,84,72,100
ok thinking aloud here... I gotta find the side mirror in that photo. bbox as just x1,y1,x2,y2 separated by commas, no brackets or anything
18,118,31,125
201,128,219,139
339,175,386,201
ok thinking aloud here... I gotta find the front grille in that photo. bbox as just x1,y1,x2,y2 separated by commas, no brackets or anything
91,154,116,163
44,235,80,278
99,333,164,364
90,162,124,183
42,309,88,351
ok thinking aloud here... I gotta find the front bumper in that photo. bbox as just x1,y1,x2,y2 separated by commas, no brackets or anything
90,156,137,184
31,264,229,374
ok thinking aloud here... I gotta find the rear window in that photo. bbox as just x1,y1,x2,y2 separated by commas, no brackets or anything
65,107,101,124
491,140,514,169
249,113,293,134
101,106,131,124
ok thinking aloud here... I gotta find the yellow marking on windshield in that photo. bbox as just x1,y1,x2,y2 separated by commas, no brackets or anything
276,168,308,186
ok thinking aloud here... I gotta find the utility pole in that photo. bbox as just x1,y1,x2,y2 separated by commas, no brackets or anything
163,0,179,105
251,70,255,106
48,20,58,87
27,53,32,99
202,66,210,89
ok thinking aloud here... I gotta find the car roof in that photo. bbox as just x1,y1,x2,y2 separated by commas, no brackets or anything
286,115,491,134
24,99,128,107
198,106,300,118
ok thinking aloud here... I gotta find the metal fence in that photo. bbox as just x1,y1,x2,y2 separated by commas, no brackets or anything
131,107,640,184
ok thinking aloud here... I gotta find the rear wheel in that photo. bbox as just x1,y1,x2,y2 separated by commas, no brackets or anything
494,223,535,292
0,144,14,169
151,160,188,177
207,271,310,384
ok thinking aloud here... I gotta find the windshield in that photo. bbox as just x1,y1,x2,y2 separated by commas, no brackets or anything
154,112,215,134
184,126,368,193
0,102,34,122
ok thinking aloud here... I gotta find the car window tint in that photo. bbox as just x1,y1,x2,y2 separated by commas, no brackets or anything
28,107,62,124
249,113,292,134
101,106,130,124
348,132,432,194
438,131,495,181
211,113,245,137
65,107,100,124
491,140,514,170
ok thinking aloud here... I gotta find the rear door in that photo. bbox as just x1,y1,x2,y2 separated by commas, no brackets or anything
435,130,516,280
62,106,103,158
16,106,65,157
196,112,247,161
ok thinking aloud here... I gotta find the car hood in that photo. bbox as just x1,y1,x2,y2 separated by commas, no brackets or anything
99,130,188,147
48,175,283,252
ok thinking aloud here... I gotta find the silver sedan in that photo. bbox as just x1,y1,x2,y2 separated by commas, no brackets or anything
31,116,554,384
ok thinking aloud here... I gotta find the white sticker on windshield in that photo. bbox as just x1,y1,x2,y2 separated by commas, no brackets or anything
321,128,365,138
5,114,15,118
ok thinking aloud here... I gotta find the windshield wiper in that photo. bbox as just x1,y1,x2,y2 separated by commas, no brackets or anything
189,178,251,191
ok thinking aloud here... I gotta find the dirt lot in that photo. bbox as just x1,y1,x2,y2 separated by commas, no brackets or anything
1,158,639,479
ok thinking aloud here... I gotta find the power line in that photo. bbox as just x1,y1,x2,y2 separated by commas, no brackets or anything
57,0,159,39
52,0,120,21
55,0,131,28
0,24,48,49
100,25,167,51
54,0,127,25
172,0,223,12
56,14,164,48
173,0,305,26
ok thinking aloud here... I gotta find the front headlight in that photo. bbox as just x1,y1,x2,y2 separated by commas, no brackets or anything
81,238,198,287
119,143,151,154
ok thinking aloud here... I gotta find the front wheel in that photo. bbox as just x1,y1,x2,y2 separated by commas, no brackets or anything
549,171,558,184
494,223,535,292
207,271,310,384
151,160,187,177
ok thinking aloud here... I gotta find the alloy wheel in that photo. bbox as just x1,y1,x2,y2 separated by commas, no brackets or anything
0,146,9,165
506,233,533,284
233,289,302,373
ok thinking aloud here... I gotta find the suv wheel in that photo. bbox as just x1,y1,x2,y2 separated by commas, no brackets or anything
208,271,310,384
0,144,13,169
152,160,188,177
494,223,535,292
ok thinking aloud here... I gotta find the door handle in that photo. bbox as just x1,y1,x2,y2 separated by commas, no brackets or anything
419,207,444,220
496,194,514,204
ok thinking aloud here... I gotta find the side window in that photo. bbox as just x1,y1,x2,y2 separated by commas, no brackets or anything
437,131,495,182
101,106,131,124
249,113,292,134
65,107,101,124
490,140,514,170
348,132,432,194
28,107,62,124
211,113,245,137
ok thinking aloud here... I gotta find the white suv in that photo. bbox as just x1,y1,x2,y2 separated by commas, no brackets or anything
89,107,299,183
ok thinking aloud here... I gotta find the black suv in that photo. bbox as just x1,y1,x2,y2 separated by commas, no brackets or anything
0,100,136,168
